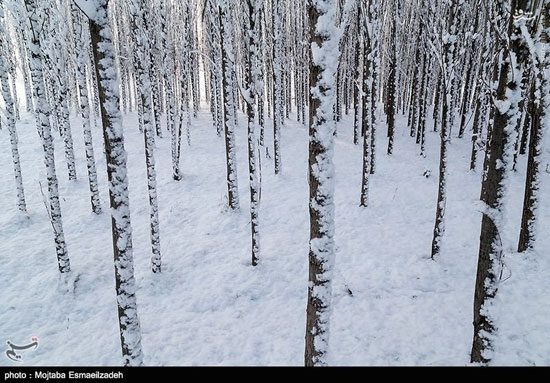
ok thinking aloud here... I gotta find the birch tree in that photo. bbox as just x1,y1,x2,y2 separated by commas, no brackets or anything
0,7,26,213
79,0,144,366
24,0,70,273
218,0,239,210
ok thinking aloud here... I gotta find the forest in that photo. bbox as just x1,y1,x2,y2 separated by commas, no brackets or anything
0,0,548,366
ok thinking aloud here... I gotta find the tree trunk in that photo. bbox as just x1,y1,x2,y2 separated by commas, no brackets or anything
245,0,262,266
25,0,70,273
0,18,27,213
305,0,337,367
219,2,240,210
72,6,101,214
471,0,524,363
88,0,144,365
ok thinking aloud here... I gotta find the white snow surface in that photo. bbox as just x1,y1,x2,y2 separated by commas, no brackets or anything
0,105,549,366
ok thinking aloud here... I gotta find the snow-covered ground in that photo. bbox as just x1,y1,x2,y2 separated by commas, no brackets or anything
0,105,548,365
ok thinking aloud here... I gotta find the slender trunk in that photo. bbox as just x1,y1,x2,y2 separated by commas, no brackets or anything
72,7,101,214
88,0,144,365
25,0,70,273
245,0,262,266
518,6,549,252
0,23,27,213
305,0,337,367
219,3,240,210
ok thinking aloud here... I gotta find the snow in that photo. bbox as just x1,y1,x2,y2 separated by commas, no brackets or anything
0,102,549,365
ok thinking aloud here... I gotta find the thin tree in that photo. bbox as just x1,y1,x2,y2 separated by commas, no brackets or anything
430,0,458,259
517,0,549,253
244,0,262,265
24,0,70,273
130,0,162,273
0,8,26,213
71,4,101,214
218,0,239,210
386,1,396,155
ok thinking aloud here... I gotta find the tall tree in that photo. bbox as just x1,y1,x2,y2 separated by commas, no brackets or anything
471,0,526,364
243,0,262,266
130,0,162,273
82,0,144,366
305,0,339,367
430,0,458,259
386,0,396,155
517,0,549,253
272,0,283,174
218,0,239,210
0,8,26,213
24,0,70,273
71,4,101,214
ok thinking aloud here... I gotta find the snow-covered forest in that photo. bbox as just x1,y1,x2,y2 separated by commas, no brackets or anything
0,0,549,366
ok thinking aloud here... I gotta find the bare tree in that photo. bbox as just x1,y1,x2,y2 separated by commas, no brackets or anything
305,0,339,367
82,0,144,366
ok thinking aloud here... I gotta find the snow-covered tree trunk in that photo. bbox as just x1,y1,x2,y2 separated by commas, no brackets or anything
353,10,361,146
159,1,178,180
85,0,144,366
57,64,78,181
304,0,339,367
386,2,396,155
417,54,428,155
272,0,283,175
131,0,162,273
430,0,457,259
369,0,379,175
218,1,239,210
244,0,262,266
360,0,372,207
24,0,70,273
44,2,78,182
0,10,26,213
71,5,101,214
430,87,450,259
470,75,486,171
471,0,524,364
517,2,549,253
433,74,442,132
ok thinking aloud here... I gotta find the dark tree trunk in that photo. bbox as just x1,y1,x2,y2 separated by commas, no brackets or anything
471,0,524,363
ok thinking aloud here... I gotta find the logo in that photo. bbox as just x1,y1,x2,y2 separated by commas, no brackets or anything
5,337,38,362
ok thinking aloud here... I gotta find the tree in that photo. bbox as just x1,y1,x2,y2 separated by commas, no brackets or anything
218,0,239,210
471,0,526,364
0,8,26,213
272,0,283,174
517,0,549,253
24,0,70,273
430,0,459,259
386,0,397,155
82,0,144,366
359,0,375,206
243,0,262,266
71,4,101,214
130,0,162,273
305,0,339,367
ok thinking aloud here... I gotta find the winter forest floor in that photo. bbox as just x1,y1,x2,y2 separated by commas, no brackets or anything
1,105,549,366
